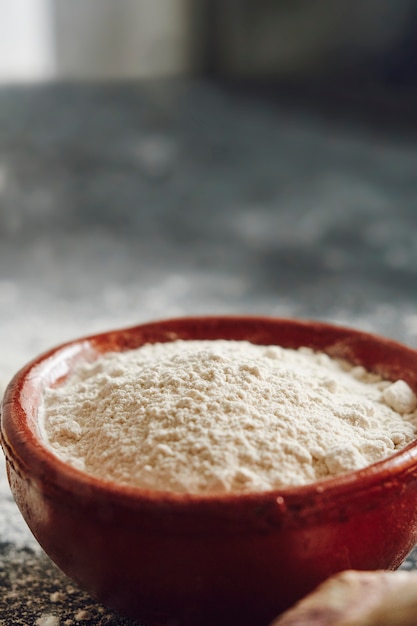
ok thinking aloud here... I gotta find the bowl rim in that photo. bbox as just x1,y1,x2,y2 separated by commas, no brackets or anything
3,314,417,524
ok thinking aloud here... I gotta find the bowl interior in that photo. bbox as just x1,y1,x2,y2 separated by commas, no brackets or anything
3,315,417,514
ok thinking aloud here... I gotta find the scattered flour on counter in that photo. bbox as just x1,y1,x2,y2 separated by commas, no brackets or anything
40,340,417,493
35,615,60,626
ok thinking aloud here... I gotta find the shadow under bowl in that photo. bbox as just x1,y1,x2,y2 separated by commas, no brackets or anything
2,316,417,626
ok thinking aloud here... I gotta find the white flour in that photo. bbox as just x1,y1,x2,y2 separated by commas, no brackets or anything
40,340,417,494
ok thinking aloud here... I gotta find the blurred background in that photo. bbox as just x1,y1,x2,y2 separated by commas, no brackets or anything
2,0,417,442
2,2,417,623
1,0,417,83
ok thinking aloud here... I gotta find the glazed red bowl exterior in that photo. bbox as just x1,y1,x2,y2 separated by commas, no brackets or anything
2,316,417,626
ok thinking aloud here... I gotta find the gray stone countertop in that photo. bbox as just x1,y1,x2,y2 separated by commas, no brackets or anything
1,79,417,625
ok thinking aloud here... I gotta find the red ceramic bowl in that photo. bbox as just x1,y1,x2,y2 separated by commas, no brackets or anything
2,316,417,626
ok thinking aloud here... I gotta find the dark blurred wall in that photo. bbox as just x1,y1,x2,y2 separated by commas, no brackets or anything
203,0,417,84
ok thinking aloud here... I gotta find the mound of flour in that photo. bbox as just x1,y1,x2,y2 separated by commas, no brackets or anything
40,340,417,493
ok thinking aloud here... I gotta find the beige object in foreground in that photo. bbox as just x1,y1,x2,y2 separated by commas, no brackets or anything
271,569,417,626
40,340,417,493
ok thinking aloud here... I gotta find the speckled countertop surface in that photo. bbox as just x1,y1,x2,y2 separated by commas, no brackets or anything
1,79,417,625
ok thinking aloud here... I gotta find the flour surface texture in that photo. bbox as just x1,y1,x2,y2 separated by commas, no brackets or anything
40,340,417,494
